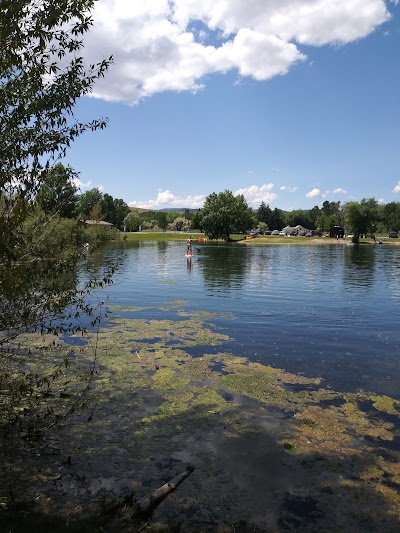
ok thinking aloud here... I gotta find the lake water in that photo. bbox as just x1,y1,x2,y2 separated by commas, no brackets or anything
86,241,400,399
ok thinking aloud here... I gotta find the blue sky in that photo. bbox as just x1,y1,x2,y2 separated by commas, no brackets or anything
66,0,400,211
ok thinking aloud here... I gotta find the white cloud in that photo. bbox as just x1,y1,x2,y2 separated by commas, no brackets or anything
323,187,347,196
73,178,92,190
306,186,348,199
83,0,390,104
129,189,206,209
128,183,278,209
306,187,323,199
280,185,298,193
234,183,278,206
329,187,348,195
393,181,400,193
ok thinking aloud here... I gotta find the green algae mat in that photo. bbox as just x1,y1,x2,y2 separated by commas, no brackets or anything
1,301,400,532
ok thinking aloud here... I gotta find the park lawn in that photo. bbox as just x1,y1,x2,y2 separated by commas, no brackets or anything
119,232,203,242
117,233,400,245
240,235,400,246
118,232,245,242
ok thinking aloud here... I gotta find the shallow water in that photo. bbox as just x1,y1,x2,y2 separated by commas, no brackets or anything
84,241,400,398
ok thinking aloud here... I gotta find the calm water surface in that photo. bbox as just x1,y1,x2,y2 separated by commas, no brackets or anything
86,241,400,399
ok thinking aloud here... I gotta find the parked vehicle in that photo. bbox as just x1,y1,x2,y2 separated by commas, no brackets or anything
279,231,286,236
389,232,398,238
271,230,280,235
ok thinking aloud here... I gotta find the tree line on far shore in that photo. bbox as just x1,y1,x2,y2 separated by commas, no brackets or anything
126,192,400,244
38,163,400,244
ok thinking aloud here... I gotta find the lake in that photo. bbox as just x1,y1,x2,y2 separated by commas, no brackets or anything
86,240,400,399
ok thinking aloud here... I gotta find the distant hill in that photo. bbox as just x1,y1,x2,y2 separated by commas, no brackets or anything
161,208,198,212
129,207,198,213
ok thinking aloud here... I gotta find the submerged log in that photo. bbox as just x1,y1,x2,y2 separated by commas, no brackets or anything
130,465,195,519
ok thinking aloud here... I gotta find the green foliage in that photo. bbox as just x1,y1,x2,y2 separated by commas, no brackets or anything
343,198,380,243
285,209,314,229
321,200,342,220
383,202,400,232
0,0,111,199
36,163,79,218
124,209,142,232
77,187,104,219
169,216,191,232
190,209,203,231
315,214,337,232
201,190,255,240
100,194,129,229
256,201,272,227
157,211,168,231
0,0,113,430
257,221,268,234
270,207,285,231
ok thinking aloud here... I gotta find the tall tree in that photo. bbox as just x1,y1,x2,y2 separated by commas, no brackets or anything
36,163,79,218
100,193,115,223
78,187,104,219
201,190,254,240
383,202,400,232
343,198,380,243
190,210,203,231
112,198,130,229
285,209,313,229
0,0,112,429
270,207,285,231
157,211,168,231
124,209,142,232
315,214,337,232
256,201,272,227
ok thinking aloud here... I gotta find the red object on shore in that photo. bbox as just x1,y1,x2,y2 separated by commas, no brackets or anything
198,237,203,243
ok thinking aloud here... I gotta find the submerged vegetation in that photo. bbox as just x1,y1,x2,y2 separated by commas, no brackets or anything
2,301,399,530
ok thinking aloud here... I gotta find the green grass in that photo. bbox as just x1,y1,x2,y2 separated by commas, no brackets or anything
118,232,246,242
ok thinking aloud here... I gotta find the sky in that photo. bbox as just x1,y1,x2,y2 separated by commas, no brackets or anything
66,0,400,211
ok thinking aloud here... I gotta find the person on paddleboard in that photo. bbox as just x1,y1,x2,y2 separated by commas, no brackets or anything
186,236,193,255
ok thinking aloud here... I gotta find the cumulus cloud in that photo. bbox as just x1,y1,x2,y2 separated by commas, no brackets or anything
280,185,298,193
393,181,400,193
84,0,390,104
329,187,348,195
306,188,323,199
306,186,349,199
73,178,93,190
129,189,206,209
234,183,278,206
128,183,278,209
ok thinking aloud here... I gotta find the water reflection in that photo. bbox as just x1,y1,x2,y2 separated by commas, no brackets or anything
198,244,250,292
84,241,400,398
343,245,376,289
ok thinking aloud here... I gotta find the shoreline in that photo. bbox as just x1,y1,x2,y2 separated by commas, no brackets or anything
239,236,400,246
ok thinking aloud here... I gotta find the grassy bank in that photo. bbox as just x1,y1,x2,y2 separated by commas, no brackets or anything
118,232,245,242
118,232,400,245
240,235,400,246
